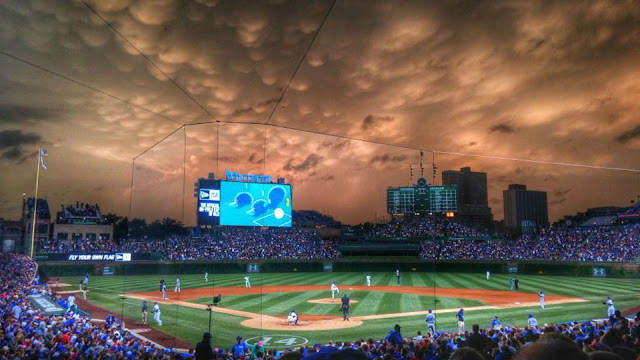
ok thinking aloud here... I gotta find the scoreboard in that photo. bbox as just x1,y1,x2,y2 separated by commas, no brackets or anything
387,184,457,214
428,186,458,213
387,187,416,214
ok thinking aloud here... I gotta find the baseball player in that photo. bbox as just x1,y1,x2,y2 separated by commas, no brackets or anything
153,302,162,326
366,274,371,287
162,282,167,300
287,309,298,326
527,313,538,328
84,273,89,285
425,309,436,335
67,293,75,310
491,315,501,330
455,308,465,333
514,277,520,290
539,291,545,310
205,272,208,282
331,282,340,299
79,279,83,291
341,294,350,321
396,269,401,284
106,311,116,328
175,277,181,293
141,300,148,325
509,278,514,290
244,275,251,288
604,296,615,317
486,270,490,280
82,282,87,300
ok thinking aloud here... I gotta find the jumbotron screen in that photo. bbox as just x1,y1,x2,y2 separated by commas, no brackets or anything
197,179,221,226
220,181,292,227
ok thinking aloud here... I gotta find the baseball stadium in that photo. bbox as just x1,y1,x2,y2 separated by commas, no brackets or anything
2,1,640,360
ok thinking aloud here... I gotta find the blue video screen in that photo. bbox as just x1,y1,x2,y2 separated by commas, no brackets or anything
220,181,292,227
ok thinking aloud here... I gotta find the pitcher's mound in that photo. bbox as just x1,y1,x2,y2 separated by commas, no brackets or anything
308,298,359,304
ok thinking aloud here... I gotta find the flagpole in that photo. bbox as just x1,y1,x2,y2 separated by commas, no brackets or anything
30,148,42,258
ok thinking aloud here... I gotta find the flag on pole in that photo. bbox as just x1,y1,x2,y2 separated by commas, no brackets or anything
40,149,47,169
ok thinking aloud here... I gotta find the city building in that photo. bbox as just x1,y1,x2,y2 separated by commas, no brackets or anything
442,167,492,228
22,198,51,255
503,184,549,230
52,202,113,242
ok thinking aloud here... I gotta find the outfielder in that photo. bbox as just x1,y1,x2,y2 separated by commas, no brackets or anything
366,274,371,287
396,269,401,284
245,275,251,288
604,296,615,317
539,291,545,310
331,282,340,299
425,309,436,335
486,270,490,280
162,282,167,300
205,272,208,282
287,309,298,326
153,302,162,326
141,300,148,325
175,277,181,293
509,278,514,290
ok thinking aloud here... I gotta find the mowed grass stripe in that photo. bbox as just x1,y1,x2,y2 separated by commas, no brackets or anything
435,273,473,290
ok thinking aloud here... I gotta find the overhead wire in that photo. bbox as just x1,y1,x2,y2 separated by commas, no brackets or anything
81,1,219,123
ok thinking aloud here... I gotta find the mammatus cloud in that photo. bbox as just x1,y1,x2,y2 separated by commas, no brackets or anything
370,153,408,164
489,123,515,134
0,130,41,163
616,125,640,143
283,153,322,172
362,114,394,130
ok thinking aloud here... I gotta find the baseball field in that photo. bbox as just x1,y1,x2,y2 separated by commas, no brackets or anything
58,272,640,349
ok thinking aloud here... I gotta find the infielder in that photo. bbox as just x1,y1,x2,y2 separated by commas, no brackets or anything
175,277,181,293
527,313,538,328
331,282,340,299
162,282,167,300
509,278,514,290
366,274,371,287
604,296,615,317
244,275,251,288
205,272,208,282
396,269,401,284
153,302,162,326
539,291,545,310
425,309,436,335
287,309,298,326
486,270,490,280
455,308,465,333
141,300,148,325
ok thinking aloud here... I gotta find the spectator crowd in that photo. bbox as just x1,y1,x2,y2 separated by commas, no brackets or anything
421,224,640,262
0,253,192,359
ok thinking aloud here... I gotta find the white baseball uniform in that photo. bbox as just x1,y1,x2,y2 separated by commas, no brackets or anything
366,275,371,287
153,303,162,326
331,283,339,299
245,276,251,288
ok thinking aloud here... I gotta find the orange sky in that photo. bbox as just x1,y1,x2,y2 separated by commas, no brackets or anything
1,0,639,225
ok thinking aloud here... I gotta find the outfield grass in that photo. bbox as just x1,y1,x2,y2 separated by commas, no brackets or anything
59,272,640,349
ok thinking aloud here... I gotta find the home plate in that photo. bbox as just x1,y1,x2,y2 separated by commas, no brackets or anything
514,302,520,304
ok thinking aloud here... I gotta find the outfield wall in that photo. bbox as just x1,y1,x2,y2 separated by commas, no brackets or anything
37,258,640,278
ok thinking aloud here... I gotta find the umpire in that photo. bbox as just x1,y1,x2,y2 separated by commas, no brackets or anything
341,294,350,321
